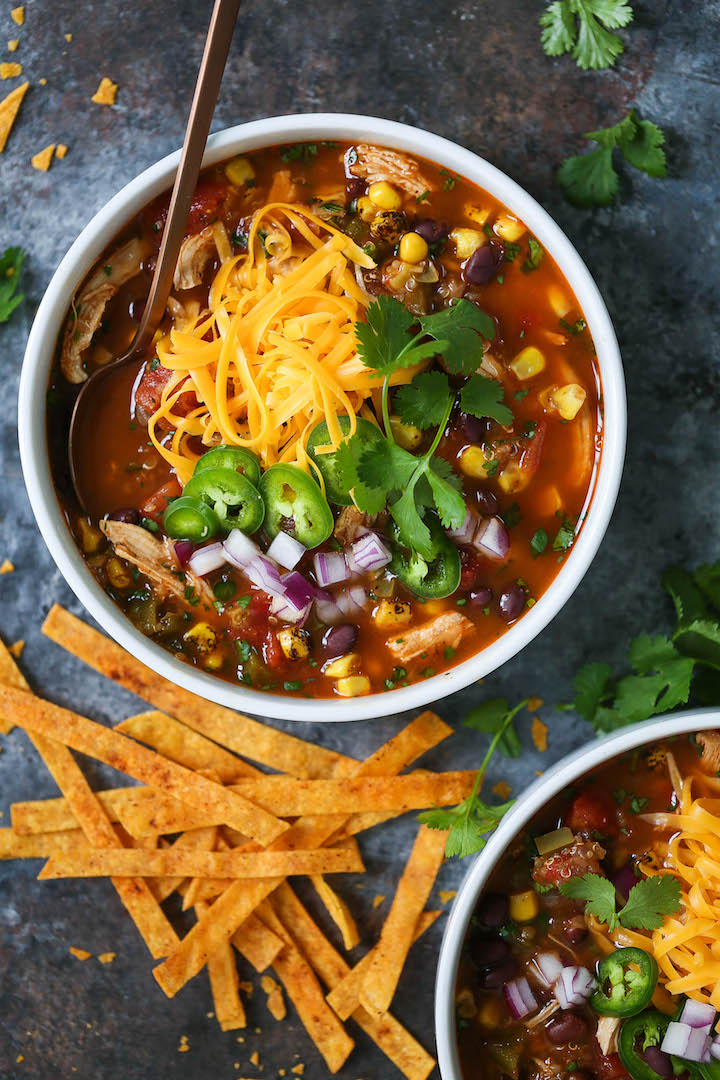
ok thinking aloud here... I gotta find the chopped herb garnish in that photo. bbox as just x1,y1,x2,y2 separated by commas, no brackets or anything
530,528,549,557
283,680,303,692
140,517,159,534
502,503,522,530
560,872,681,931
521,237,544,273
559,316,587,335
416,190,430,204
235,640,252,662
514,388,530,402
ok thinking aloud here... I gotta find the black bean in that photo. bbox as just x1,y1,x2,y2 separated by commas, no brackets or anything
475,892,509,928
546,1012,589,1046
476,959,518,991
563,917,588,946
463,241,505,285
322,623,358,657
469,587,493,609
468,934,510,969
474,487,499,517
499,583,525,622
414,218,448,246
107,508,142,525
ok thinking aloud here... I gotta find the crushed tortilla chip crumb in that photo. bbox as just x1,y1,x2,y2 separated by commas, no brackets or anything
238,980,253,997
31,144,55,172
535,769,544,777
291,1067,305,1076
177,1035,190,1053
0,62,22,79
16,1055,23,1063
372,894,385,908
531,716,548,752
91,77,117,106
9,640,24,658
69,947,92,961
55,143,68,158
492,780,512,799
0,559,14,573
260,975,286,1021
38,77,46,85
10,7,24,26
97,952,115,964
8,40,18,52
250,1051,260,1066
439,890,457,904
64,33,72,42
528,696,544,712
0,79,26,151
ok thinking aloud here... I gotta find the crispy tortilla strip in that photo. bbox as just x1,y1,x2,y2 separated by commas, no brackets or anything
332,810,402,840
231,913,284,973
148,826,218,903
116,711,262,782
271,884,436,1080
0,635,30,733
260,974,287,1020
0,684,289,846
0,827,90,859
360,826,447,1018
11,785,147,835
114,791,213,836
153,877,281,998
39,844,365,880
42,606,354,778
310,875,360,951
326,908,441,1021
195,901,247,1031
258,899,354,1073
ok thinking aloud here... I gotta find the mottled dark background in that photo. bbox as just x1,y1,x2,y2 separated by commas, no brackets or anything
1,0,718,1076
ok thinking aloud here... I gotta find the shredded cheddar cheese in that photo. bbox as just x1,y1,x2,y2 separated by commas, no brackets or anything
149,202,419,487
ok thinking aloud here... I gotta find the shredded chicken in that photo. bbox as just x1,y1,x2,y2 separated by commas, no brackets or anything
696,732,720,772
60,237,146,383
100,520,213,607
386,612,473,664
596,1016,621,1055
267,169,300,203
345,144,435,200
333,506,377,546
173,222,228,290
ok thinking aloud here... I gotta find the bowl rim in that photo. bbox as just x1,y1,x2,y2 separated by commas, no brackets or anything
433,706,720,1079
18,111,626,723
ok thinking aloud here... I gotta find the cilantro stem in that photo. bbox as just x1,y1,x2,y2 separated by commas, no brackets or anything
425,392,455,459
468,698,529,802
381,377,393,443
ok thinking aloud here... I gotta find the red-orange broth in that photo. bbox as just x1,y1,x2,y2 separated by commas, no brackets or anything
48,140,602,699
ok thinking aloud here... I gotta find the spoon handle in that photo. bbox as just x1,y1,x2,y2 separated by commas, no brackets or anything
132,0,242,357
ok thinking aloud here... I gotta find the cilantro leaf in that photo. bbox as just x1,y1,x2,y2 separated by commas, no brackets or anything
521,237,544,274
425,467,467,532
617,874,682,930
459,374,513,426
0,247,25,323
573,662,613,725
394,371,453,430
531,529,549,558
558,147,618,208
334,437,388,515
559,873,619,929
552,514,576,551
558,110,667,207
356,295,443,377
464,697,524,758
540,0,634,71
619,116,667,178
417,299,495,375
694,562,720,611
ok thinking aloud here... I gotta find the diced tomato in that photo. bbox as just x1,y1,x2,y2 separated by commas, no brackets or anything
519,418,547,478
566,789,618,838
592,1041,629,1080
532,839,605,887
459,550,484,591
134,361,197,427
262,629,284,670
186,180,229,233
140,479,181,523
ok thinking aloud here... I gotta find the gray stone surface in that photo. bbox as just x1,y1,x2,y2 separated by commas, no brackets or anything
1,0,719,1076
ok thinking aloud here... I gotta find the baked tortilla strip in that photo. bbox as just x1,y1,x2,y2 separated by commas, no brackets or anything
0,684,288,846
271,883,436,1080
360,825,447,1018
0,827,89,859
116,710,263,782
258,898,354,1074
42,606,354,778
11,786,150,835
0,636,29,734
231,913,284,973
195,900,247,1031
153,877,281,998
148,826,218,903
38,844,365,880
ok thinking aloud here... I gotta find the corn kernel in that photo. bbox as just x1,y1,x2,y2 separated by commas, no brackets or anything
373,599,413,630
277,626,310,661
497,461,529,495
537,484,563,515
549,383,586,420
494,214,526,243
203,650,226,672
459,445,491,480
389,415,423,450
77,518,105,554
323,653,359,679
477,996,505,1029
337,675,371,697
510,346,546,381
224,155,255,187
370,210,405,245
398,231,428,264
423,600,446,616
449,227,484,259
547,284,571,318
356,195,376,222
456,988,477,1020
183,622,218,654
464,205,490,226
368,181,402,211
509,890,539,923
106,557,132,590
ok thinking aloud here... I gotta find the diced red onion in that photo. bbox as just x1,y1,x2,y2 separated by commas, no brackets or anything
281,571,316,609
503,976,538,1019
187,542,226,577
680,1000,717,1030
473,516,510,561
337,585,367,616
530,952,564,989
223,529,261,569
661,1022,712,1062
269,591,311,625
446,507,477,546
174,539,195,567
315,593,345,624
244,555,286,597
349,531,392,572
266,531,306,570
710,1035,720,1061
313,551,350,588
553,966,596,1009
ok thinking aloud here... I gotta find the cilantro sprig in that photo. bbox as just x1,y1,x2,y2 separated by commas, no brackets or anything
540,0,634,71
560,871,682,931
0,247,25,323
558,109,667,207
418,699,528,857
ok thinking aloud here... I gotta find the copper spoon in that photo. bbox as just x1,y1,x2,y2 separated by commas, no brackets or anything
68,0,241,507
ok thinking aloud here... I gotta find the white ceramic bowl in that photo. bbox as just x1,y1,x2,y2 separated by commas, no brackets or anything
434,707,720,1079
18,113,626,723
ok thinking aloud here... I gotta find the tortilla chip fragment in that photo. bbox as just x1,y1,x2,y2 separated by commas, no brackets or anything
260,975,287,1020
178,1035,190,1053
532,716,548,752
56,143,68,159
8,40,18,52
439,890,457,904
39,77,46,85
372,894,385,908
9,640,24,658
0,558,15,572
64,33,72,42
11,7,24,26
98,952,116,964
291,1068,305,1076
69,946,92,961
250,1051,260,1066
91,77,117,106
0,62,22,78
31,144,55,171
492,780,512,799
